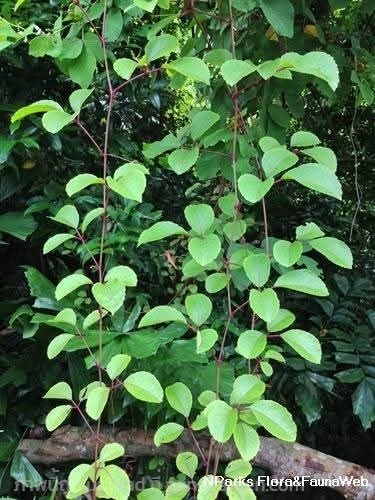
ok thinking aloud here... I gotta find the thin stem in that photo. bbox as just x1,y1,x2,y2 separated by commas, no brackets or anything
186,418,207,465
75,117,103,156
113,68,160,94
262,197,269,256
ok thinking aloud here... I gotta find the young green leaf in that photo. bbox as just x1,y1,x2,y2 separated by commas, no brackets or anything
68,464,92,494
176,451,198,479
47,334,74,359
225,459,252,479
282,163,342,200
250,400,297,442
43,233,75,254
188,234,221,266
106,354,131,380
139,306,186,328
92,280,126,315
105,265,137,286
262,147,298,177
165,481,190,499
303,146,337,172
197,328,218,353
309,237,353,269
274,269,329,296
100,464,130,500
249,288,280,322
66,173,103,197
113,58,138,79
238,174,274,203
296,222,325,241
55,273,92,301
267,309,295,332
166,382,192,417
197,476,221,500
124,371,163,403
223,220,247,241
46,405,72,431
230,374,266,405
138,488,165,500
185,293,212,326
184,204,214,235
99,443,125,462
107,168,146,202
69,89,93,113
86,386,109,420
50,205,79,229
233,422,260,460
205,273,229,294
191,110,220,140
205,400,238,443
281,329,322,364
81,207,104,232
42,110,75,134
154,423,184,446
11,99,62,123
168,148,199,174
243,254,270,287
273,240,303,267
145,34,178,62
165,57,210,84
44,382,72,400
220,59,256,86
227,484,256,499
290,131,320,147
236,330,267,359
138,221,187,246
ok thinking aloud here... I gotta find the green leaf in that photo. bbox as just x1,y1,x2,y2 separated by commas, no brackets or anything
105,265,137,286
220,59,256,86
236,330,267,359
42,110,74,134
281,329,321,364
290,131,320,147
66,173,103,197
238,174,274,203
107,163,147,202
352,379,375,430
223,220,247,241
191,110,220,140
68,47,96,88
154,423,184,446
165,57,210,84
100,464,130,500
197,475,221,500
204,48,232,66
309,237,353,269
230,374,265,405
205,273,229,293
43,233,75,254
184,204,214,235
138,488,165,500
260,0,294,38
55,273,92,300
86,386,109,420
303,146,337,172
47,334,74,359
134,0,158,12
50,205,79,229
10,451,43,488
69,88,93,113
250,400,297,442
138,221,186,246
68,463,92,495
197,329,218,353
11,100,62,123
106,354,131,380
46,405,72,431
283,163,342,199
267,309,295,332
261,147,298,177
83,310,102,330
233,422,260,460
143,133,180,159
206,400,238,443
145,34,178,61
273,240,303,267
166,382,192,417
227,484,256,499
124,371,163,403
287,51,339,91
176,452,198,479
274,269,329,296
104,8,123,42
92,280,126,315
139,306,186,328
166,482,190,500
243,254,270,287
225,459,252,479
249,288,279,322
185,293,212,326
296,222,325,241
259,136,280,152
113,58,138,79
0,212,37,240
81,207,104,232
44,382,72,400
100,443,125,462
189,234,221,266
218,193,237,216
168,148,199,174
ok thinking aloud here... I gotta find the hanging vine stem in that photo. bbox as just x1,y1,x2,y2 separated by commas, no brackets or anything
349,56,361,242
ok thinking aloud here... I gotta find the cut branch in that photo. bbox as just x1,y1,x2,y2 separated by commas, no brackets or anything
19,426,374,500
